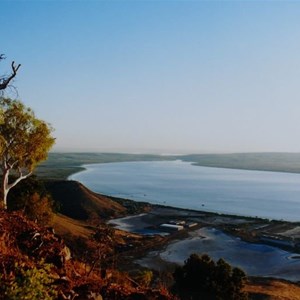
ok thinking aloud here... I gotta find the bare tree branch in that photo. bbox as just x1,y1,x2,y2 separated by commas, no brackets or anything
0,61,21,91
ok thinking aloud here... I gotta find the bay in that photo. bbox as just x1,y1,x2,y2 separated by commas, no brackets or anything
69,160,300,222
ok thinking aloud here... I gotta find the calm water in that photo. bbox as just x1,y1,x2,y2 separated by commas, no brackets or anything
136,227,300,281
69,160,300,222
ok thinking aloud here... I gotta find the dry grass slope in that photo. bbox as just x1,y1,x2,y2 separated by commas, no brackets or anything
45,180,126,221
51,213,94,238
245,278,300,300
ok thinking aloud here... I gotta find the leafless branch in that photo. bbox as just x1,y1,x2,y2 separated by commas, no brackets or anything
0,61,21,91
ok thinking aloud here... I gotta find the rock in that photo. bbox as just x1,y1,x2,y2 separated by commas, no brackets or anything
61,245,71,261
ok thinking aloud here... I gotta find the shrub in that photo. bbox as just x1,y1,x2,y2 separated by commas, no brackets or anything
23,192,54,225
7,176,55,225
2,262,58,300
135,270,153,287
172,253,248,300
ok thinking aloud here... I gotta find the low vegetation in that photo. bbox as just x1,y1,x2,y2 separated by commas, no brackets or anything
8,176,55,225
2,261,58,300
172,253,248,300
0,209,174,300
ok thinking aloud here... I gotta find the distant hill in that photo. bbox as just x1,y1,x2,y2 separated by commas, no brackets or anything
180,152,300,173
36,152,300,181
36,152,173,179
45,180,126,221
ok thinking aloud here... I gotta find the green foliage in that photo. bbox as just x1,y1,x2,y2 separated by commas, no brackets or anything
0,98,55,171
173,253,248,300
0,98,55,208
2,262,58,300
135,270,153,287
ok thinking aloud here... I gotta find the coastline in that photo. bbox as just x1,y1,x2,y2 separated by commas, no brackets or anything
44,157,300,282
42,164,300,283
107,205,300,282
38,152,300,181
67,160,300,222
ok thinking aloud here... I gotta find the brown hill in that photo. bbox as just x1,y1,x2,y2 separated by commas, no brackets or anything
51,213,95,239
45,180,126,221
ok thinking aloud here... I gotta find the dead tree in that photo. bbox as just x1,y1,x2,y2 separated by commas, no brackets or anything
0,54,21,91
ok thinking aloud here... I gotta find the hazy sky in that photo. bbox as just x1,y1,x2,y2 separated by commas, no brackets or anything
2,1,300,154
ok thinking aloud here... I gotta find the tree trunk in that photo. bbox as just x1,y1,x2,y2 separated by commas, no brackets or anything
0,164,32,210
1,168,9,210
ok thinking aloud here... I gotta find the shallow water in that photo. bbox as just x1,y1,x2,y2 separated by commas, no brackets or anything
136,227,300,281
69,160,300,221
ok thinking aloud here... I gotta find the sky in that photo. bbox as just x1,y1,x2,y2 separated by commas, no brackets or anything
2,0,300,154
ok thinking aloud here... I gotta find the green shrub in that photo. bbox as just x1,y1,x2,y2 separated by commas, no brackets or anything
173,253,248,300
2,262,58,300
135,270,153,287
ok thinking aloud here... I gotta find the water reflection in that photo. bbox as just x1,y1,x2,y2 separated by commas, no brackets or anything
137,227,300,282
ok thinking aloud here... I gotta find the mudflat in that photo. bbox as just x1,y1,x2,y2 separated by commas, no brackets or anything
108,205,300,282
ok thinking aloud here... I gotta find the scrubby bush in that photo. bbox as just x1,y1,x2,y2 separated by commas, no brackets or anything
7,176,55,225
2,262,58,300
135,270,153,287
23,192,53,225
172,253,248,300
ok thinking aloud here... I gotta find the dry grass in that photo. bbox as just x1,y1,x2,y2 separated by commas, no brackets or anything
51,213,94,238
45,180,126,221
245,278,300,300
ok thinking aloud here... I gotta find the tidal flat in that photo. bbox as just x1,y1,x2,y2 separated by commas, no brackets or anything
108,206,300,282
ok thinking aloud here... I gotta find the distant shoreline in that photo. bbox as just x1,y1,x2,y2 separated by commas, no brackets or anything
68,160,300,222
37,152,300,180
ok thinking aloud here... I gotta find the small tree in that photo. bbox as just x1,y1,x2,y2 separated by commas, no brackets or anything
0,98,55,209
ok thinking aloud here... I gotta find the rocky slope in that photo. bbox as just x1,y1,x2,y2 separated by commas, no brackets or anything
0,209,173,299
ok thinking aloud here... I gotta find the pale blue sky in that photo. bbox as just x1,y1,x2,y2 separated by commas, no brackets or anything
2,1,300,153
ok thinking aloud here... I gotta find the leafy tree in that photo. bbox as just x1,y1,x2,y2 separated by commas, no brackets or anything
172,253,248,300
0,98,55,209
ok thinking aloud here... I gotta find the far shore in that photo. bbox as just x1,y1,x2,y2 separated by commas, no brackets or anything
38,152,300,180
